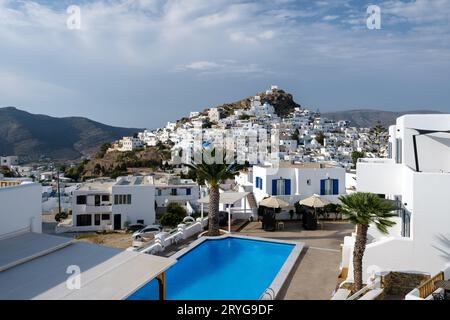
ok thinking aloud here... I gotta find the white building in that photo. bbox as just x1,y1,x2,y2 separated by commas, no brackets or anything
154,175,200,215
119,136,144,152
208,108,221,123
341,114,450,283
70,176,156,232
0,181,42,235
252,162,346,205
138,130,158,146
0,156,19,168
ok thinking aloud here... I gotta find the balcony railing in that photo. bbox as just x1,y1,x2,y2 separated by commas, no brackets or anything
418,272,444,298
358,158,395,164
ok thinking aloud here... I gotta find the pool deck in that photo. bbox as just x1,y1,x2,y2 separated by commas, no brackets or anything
238,220,354,300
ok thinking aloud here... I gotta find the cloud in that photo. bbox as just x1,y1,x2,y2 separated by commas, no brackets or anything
0,0,449,128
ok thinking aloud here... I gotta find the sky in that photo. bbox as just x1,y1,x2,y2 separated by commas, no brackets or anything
0,0,449,129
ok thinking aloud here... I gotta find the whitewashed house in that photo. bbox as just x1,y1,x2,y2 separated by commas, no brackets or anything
68,176,156,232
252,162,346,205
341,114,450,283
119,136,144,152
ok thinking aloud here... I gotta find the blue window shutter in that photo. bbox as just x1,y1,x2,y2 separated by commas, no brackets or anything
272,180,277,195
333,179,339,195
260,178,263,190
285,179,291,195
320,179,325,195
255,177,258,188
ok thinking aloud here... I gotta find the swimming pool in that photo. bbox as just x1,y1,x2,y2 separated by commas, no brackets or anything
127,235,302,300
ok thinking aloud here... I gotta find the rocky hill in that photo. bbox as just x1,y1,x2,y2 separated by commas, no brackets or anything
217,88,301,117
0,107,142,161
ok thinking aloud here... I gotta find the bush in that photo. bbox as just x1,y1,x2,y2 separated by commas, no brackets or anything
160,203,187,228
160,212,184,228
55,211,68,222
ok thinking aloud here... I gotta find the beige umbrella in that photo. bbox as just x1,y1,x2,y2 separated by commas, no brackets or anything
259,196,290,209
299,195,330,227
299,194,330,208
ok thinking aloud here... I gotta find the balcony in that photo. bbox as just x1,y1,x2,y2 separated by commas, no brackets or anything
76,204,112,214
356,159,403,195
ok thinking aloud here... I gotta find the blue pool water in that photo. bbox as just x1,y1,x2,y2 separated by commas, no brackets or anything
127,237,294,300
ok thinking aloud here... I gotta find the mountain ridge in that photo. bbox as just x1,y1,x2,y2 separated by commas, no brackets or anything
0,107,142,161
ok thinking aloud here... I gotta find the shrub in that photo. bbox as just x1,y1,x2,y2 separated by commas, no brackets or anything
160,212,184,228
55,211,68,222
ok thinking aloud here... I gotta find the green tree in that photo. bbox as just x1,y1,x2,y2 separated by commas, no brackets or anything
315,131,325,145
367,122,389,157
351,151,365,167
184,148,243,236
160,203,186,227
339,192,396,291
291,129,300,142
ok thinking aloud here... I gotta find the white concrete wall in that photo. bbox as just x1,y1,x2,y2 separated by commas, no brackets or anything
112,184,156,227
0,183,42,237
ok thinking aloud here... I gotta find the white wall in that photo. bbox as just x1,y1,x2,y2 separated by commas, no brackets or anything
0,183,42,237
112,184,156,227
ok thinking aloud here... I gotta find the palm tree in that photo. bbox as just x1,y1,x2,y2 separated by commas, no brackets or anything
185,148,243,236
339,192,396,291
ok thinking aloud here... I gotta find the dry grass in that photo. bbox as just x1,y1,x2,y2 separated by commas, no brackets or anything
75,232,134,249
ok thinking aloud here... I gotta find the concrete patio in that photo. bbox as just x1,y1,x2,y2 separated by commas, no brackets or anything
238,220,354,300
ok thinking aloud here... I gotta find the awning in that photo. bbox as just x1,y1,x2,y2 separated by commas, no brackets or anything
198,192,250,205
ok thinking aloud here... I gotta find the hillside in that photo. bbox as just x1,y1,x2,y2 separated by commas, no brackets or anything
0,107,141,161
322,109,443,128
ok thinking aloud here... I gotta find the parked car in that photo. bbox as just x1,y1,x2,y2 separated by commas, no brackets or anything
132,225,162,240
126,223,146,233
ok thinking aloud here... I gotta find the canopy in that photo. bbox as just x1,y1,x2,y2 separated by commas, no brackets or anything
259,196,289,209
299,194,330,208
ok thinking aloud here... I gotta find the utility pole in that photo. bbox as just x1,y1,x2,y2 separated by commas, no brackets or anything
57,166,62,216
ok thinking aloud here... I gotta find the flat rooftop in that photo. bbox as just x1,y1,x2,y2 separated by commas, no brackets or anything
257,162,337,169
0,233,176,300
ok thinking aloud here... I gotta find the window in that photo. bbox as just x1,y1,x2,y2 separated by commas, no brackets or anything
95,195,101,206
114,194,131,205
94,214,101,226
186,188,191,196
271,179,291,196
255,177,263,189
171,188,177,196
137,219,144,224
102,195,109,202
76,214,92,226
101,214,110,220
320,179,339,195
157,189,162,196
395,139,402,164
307,179,311,186
401,210,411,238
76,195,87,205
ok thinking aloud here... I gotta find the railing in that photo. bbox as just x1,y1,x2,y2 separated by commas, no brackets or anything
357,158,394,164
418,272,444,298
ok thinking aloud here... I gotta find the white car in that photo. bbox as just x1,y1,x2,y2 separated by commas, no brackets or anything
132,225,162,240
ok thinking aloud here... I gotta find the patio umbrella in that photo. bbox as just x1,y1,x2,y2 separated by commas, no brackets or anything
259,196,290,209
299,194,330,224
299,194,330,209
